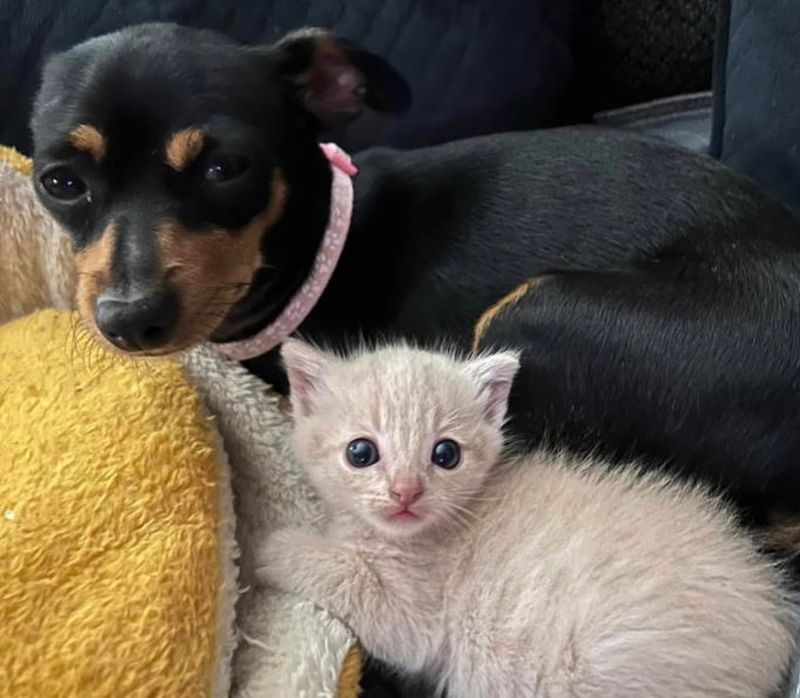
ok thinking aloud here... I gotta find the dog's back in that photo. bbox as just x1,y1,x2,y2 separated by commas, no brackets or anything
307,128,800,530
326,127,800,340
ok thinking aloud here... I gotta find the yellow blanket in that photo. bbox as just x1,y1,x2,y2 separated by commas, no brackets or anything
0,310,232,697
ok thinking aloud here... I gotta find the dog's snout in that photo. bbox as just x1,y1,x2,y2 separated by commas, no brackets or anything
95,290,179,352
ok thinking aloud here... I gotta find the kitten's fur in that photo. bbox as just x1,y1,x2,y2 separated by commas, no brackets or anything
257,341,795,697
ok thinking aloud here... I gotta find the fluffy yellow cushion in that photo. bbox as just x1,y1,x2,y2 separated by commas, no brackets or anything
0,310,224,697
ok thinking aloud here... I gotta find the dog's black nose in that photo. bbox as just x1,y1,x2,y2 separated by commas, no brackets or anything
95,290,180,352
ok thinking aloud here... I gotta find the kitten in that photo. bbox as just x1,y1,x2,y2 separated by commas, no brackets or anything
256,340,795,698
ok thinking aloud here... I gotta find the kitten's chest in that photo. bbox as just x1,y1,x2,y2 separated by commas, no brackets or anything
377,545,447,618
366,546,450,671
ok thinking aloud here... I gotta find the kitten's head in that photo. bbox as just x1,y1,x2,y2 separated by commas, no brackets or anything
281,340,520,539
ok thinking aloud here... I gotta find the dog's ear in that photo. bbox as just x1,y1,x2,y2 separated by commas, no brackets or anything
270,28,411,126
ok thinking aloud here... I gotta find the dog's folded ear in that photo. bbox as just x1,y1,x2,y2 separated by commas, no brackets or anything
268,28,411,126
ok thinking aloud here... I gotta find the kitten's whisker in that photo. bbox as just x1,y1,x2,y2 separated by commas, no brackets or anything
433,501,476,539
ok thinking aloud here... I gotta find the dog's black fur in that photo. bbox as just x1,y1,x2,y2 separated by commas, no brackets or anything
32,24,800,534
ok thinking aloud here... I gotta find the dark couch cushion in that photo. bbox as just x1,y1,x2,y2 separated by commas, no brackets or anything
711,0,800,213
584,0,716,113
595,92,712,154
0,0,590,154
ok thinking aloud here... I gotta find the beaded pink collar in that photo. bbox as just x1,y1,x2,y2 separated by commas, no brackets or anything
216,143,357,361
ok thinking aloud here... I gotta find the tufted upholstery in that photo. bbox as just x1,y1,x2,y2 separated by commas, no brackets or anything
584,0,716,112
0,0,722,156
0,0,589,155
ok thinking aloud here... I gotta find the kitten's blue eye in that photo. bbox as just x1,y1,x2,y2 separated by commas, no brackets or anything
346,439,380,468
432,440,460,470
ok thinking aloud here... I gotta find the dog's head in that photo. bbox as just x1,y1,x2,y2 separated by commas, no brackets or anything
31,23,408,355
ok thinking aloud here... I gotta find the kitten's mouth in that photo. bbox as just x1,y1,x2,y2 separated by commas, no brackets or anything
387,508,421,524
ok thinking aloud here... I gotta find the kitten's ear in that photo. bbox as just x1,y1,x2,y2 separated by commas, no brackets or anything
463,351,521,428
267,28,411,126
281,339,331,416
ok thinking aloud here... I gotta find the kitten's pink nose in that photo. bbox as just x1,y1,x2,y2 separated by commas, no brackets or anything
390,484,423,506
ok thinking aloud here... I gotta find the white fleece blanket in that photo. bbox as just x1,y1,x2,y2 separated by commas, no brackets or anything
182,346,359,697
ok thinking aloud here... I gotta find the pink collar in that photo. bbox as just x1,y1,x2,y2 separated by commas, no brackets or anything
215,143,357,361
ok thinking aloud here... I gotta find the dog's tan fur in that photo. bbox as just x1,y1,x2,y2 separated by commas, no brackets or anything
472,276,548,351
74,223,116,345
766,515,800,552
69,124,106,164
165,128,205,172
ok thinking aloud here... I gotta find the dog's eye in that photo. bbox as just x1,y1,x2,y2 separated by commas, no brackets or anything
346,439,380,468
39,166,88,201
203,155,250,184
431,440,461,470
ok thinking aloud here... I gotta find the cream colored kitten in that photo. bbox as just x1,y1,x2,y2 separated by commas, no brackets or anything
256,340,795,698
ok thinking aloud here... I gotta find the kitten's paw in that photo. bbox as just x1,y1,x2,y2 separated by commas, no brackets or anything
253,527,318,589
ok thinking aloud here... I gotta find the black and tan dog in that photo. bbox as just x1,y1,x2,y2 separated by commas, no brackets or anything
31,23,800,541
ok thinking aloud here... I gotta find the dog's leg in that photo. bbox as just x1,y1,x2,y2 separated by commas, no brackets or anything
474,268,800,522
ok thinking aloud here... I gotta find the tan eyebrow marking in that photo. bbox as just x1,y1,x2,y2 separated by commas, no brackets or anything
164,128,205,171
69,124,106,164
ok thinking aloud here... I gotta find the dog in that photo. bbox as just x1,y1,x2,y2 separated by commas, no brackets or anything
31,23,800,543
